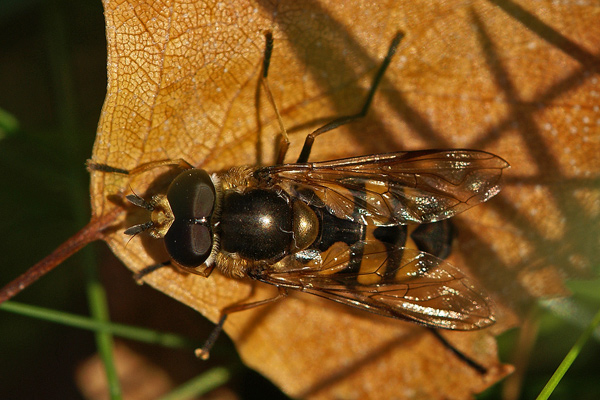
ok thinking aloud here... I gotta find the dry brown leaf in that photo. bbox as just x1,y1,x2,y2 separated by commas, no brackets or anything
83,0,600,398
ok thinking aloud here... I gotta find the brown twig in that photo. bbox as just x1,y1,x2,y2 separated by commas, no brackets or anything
0,208,122,304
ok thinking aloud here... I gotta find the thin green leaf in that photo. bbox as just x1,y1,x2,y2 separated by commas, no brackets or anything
536,306,600,400
1,301,198,348
159,367,233,400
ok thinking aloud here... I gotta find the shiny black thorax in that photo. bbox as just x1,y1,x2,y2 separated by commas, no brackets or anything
219,189,293,261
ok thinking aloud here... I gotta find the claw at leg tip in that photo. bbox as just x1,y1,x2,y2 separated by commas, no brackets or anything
195,348,210,360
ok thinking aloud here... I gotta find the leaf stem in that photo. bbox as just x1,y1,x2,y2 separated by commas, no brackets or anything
0,210,120,304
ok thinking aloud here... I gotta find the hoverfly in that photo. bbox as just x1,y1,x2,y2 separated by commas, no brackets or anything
89,31,509,364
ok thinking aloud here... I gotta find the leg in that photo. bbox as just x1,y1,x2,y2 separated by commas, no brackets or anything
133,260,217,283
132,261,172,283
257,31,291,165
429,329,488,375
195,287,288,360
87,158,194,176
296,31,404,163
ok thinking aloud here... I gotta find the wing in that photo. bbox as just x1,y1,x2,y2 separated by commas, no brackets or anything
262,149,509,225
254,241,494,330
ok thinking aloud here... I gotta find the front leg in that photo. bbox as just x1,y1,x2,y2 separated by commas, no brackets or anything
133,261,216,284
87,158,194,176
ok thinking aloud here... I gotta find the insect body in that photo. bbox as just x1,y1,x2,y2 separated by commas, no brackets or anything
126,149,507,332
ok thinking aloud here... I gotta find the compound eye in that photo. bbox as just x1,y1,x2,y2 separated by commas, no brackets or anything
164,222,212,267
167,169,215,218
164,169,216,267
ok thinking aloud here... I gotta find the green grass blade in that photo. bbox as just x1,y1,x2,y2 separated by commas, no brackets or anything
159,367,233,400
536,306,600,400
0,301,198,349
86,277,121,399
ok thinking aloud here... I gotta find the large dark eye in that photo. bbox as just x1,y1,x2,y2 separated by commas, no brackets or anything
164,169,216,267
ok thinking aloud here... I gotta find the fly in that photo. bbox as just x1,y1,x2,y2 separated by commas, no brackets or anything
87,31,509,371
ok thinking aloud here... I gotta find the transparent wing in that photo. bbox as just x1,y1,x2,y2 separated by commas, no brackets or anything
263,149,509,225
255,241,494,330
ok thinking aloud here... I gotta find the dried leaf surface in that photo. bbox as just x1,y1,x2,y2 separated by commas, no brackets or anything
91,0,599,398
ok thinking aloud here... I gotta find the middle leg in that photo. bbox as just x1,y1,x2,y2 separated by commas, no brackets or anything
296,31,405,163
